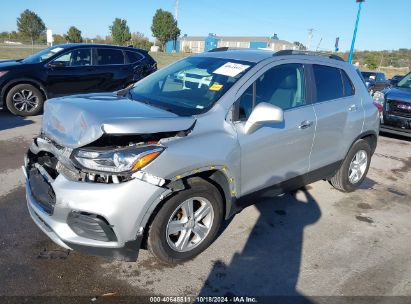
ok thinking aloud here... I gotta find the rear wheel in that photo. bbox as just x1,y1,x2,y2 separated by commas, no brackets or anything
147,177,223,264
6,84,44,116
329,139,371,192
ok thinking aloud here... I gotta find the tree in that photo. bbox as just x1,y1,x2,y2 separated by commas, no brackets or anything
109,18,131,45
16,9,46,46
53,34,66,44
151,9,180,51
364,53,379,70
293,41,307,50
65,26,83,43
131,32,153,51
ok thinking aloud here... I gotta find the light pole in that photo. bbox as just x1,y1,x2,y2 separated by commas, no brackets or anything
348,0,365,63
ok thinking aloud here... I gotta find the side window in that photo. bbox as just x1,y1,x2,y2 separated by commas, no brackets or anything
341,70,355,96
52,49,91,67
313,65,344,102
96,49,125,65
237,63,305,120
126,51,144,63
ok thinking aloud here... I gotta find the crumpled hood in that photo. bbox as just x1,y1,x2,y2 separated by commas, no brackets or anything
383,87,411,103
42,93,195,148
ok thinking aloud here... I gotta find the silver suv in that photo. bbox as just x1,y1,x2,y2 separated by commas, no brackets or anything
24,50,380,264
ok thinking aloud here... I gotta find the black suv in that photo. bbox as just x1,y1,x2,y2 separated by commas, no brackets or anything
0,44,157,116
374,71,411,137
361,71,389,94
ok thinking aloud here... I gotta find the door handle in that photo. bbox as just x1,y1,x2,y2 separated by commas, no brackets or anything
348,104,358,112
299,120,313,129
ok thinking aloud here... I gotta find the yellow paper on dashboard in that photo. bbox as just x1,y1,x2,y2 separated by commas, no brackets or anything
209,83,224,91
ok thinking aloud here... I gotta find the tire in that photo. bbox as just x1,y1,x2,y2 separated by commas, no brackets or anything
147,177,224,264
329,139,371,193
6,84,44,116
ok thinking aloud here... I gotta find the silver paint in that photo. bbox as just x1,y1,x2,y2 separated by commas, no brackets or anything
26,50,379,256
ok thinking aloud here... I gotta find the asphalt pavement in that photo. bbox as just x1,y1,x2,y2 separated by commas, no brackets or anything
0,110,410,302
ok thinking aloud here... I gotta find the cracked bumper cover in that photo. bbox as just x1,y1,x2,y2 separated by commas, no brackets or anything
24,166,167,262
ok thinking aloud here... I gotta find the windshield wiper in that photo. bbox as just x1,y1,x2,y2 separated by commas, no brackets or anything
116,83,135,98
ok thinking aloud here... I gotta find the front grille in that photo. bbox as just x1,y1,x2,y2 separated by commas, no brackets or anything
67,212,117,242
387,100,411,118
28,168,56,215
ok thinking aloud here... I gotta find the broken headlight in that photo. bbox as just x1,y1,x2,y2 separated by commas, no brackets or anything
72,146,164,174
373,91,385,105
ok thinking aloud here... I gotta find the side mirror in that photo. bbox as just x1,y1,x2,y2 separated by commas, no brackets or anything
244,102,284,134
48,61,66,68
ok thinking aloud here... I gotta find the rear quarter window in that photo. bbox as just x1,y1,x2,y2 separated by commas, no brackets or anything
126,51,144,63
341,70,355,96
313,65,344,102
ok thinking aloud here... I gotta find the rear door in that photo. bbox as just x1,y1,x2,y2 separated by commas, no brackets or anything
309,64,364,171
91,48,130,91
234,62,316,196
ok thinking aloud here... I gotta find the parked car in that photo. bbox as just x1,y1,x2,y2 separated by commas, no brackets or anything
361,71,389,94
24,49,379,264
0,44,157,116
374,71,411,137
389,74,404,87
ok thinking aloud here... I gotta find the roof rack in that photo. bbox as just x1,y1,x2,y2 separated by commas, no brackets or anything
208,47,240,52
273,50,345,61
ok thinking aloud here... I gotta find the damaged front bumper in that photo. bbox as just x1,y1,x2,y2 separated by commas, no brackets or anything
24,139,169,262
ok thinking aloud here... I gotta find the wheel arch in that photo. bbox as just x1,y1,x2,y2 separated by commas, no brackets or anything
1,78,48,105
139,169,235,249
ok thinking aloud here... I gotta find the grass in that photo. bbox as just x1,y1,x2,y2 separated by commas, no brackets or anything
0,46,39,60
0,45,190,68
150,52,189,68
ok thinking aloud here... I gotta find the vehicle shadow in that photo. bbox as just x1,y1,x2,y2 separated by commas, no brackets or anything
379,131,411,142
198,178,322,303
0,110,33,131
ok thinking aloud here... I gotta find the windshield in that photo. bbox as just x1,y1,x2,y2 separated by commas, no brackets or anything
397,73,411,89
22,46,66,64
129,56,254,116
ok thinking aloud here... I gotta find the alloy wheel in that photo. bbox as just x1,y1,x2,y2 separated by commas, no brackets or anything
166,197,214,252
348,150,368,184
12,89,39,113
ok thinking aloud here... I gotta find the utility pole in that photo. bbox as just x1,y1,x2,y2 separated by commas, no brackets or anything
173,0,180,53
175,0,179,23
307,28,314,51
316,38,323,51
348,0,365,63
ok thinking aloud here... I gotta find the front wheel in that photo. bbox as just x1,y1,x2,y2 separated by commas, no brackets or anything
329,139,371,192
147,177,223,264
6,84,44,116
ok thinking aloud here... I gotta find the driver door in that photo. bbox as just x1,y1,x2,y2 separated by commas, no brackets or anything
46,48,100,97
233,62,316,197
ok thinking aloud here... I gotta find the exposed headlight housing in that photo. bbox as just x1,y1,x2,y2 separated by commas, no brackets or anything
72,145,164,174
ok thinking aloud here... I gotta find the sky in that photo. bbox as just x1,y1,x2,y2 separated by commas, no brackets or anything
1,0,410,52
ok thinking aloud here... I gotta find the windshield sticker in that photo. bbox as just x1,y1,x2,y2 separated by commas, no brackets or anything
213,62,250,77
50,47,64,53
209,83,224,91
